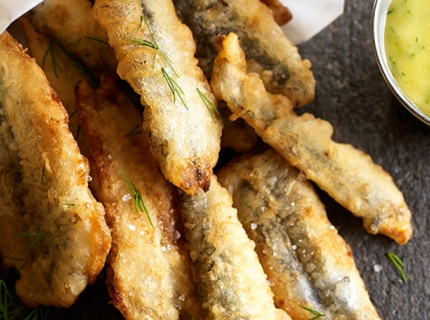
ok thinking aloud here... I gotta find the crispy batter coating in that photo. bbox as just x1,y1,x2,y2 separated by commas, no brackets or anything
180,175,291,320
28,0,117,74
19,16,88,155
0,31,111,308
76,75,199,320
173,0,315,107
218,149,381,320
93,0,222,195
211,33,412,245
219,103,258,153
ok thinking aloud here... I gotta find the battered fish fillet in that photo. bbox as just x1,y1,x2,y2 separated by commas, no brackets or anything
28,0,117,74
0,31,111,307
180,175,291,320
211,33,412,245
218,149,381,320
173,0,315,107
76,75,199,320
19,16,86,144
93,0,222,195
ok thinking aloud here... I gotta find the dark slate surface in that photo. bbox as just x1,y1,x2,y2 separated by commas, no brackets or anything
297,1,430,319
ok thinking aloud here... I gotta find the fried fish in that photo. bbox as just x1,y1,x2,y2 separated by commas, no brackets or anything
180,175,291,320
93,0,222,195
173,0,315,107
211,33,412,245
218,149,381,320
28,0,117,74
0,31,111,308
76,75,199,320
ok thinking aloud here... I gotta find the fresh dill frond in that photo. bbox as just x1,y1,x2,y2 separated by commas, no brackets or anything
12,232,49,253
3,257,28,271
75,124,81,141
41,166,45,185
124,125,142,137
298,305,325,319
22,305,50,320
69,109,77,120
162,68,188,109
84,36,109,46
41,39,62,78
386,252,407,282
66,38,82,51
135,15,144,35
0,279,24,319
120,170,153,227
196,88,224,127
128,16,177,76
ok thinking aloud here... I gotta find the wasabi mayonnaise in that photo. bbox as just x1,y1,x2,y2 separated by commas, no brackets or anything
385,0,430,117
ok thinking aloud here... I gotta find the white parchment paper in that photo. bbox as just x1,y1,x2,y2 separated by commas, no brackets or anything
280,0,344,44
0,0,42,34
0,0,344,44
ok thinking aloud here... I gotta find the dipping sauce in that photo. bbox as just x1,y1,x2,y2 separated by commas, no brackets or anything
385,0,430,117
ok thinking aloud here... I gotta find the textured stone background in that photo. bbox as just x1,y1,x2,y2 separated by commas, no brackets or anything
298,1,430,319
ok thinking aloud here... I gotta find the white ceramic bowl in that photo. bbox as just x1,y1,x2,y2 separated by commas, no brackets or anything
372,0,430,126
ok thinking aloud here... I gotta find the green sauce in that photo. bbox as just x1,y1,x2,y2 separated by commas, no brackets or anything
385,0,430,117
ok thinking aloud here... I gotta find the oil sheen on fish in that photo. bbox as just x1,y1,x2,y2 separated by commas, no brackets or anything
180,175,291,320
0,31,111,308
76,75,199,320
173,0,315,107
93,0,222,195
211,33,412,245
218,149,381,320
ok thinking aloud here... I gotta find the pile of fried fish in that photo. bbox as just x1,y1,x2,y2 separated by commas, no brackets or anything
0,0,412,319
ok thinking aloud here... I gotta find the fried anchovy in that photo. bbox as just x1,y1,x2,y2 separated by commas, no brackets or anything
180,175,291,320
93,0,222,195
211,33,412,245
218,149,381,320
0,31,111,308
76,75,199,320
173,0,315,107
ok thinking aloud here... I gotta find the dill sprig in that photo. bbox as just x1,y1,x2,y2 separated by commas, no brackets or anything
120,170,153,227
386,252,407,282
196,88,224,127
129,16,177,76
124,125,142,137
162,68,188,109
3,257,28,271
75,124,81,141
22,306,50,320
83,36,109,46
41,39,62,78
12,232,49,253
0,279,24,319
40,167,45,185
298,305,325,319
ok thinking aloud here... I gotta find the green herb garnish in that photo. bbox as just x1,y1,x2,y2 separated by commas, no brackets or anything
128,16,177,76
197,88,224,127
162,68,188,109
83,36,109,46
12,232,49,253
120,170,153,227
3,257,28,271
41,39,62,78
124,125,142,137
386,252,407,282
41,166,45,185
298,305,325,319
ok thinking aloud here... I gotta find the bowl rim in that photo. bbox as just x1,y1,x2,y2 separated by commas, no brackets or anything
372,0,430,126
